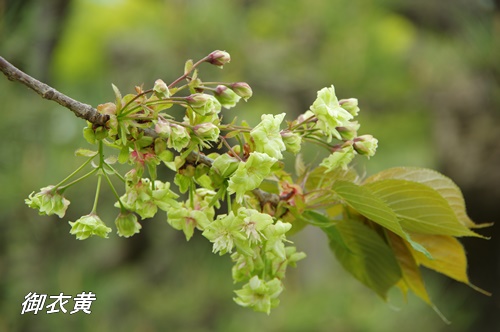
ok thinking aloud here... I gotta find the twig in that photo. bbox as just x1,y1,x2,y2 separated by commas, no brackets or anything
0,55,281,208
0,56,109,126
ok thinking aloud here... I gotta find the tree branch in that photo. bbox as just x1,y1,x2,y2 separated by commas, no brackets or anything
0,55,281,208
0,56,109,126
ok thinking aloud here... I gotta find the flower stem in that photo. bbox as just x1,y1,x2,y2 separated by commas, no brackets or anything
168,56,210,89
58,168,98,192
54,155,95,189
91,173,102,214
104,170,125,211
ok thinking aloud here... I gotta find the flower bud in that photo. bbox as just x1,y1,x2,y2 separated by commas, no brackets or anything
214,85,241,109
206,50,231,67
353,135,378,157
230,82,253,101
339,98,360,116
115,212,141,238
153,79,170,98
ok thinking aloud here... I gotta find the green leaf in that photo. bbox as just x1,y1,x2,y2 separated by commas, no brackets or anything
364,167,491,229
332,181,402,236
332,181,432,257
75,148,98,157
364,179,482,237
330,219,402,299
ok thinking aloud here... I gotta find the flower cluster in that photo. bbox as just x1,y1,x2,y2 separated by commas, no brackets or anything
203,208,305,314
299,85,379,172
24,50,378,314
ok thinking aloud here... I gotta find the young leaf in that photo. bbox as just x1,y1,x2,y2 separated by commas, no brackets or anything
330,219,402,299
364,179,483,238
364,167,491,229
302,210,349,251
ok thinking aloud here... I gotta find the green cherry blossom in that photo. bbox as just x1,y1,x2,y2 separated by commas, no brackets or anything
233,276,283,314
227,152,277,203
237,208,274,244
69,214,112,240
320,145,356,172
202,212,250,255
309,85,353,141
262,220,292,260
167,204,211,241
115,212,141,238
25,185,70,218
250,113,286,159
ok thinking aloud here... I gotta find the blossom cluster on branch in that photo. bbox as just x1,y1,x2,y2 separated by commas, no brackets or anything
1,51,488,318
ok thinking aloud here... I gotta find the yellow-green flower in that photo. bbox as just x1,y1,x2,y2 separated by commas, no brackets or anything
250,113,286,159
227,152,277,203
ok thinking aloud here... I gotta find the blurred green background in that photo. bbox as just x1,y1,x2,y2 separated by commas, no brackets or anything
1,0,498,331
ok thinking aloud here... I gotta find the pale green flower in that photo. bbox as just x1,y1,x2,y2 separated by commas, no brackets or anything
250,113,286,159
117,179,178,219
202,212,249,255
227,152,277,203
167,205,211,240
237,208,274,244
115,212,141,238
69,214,112,240
25,185,70,218
310,85,353,141
233,276,283,314
168,124,190,152
320,145,356,172
263,220,292,260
